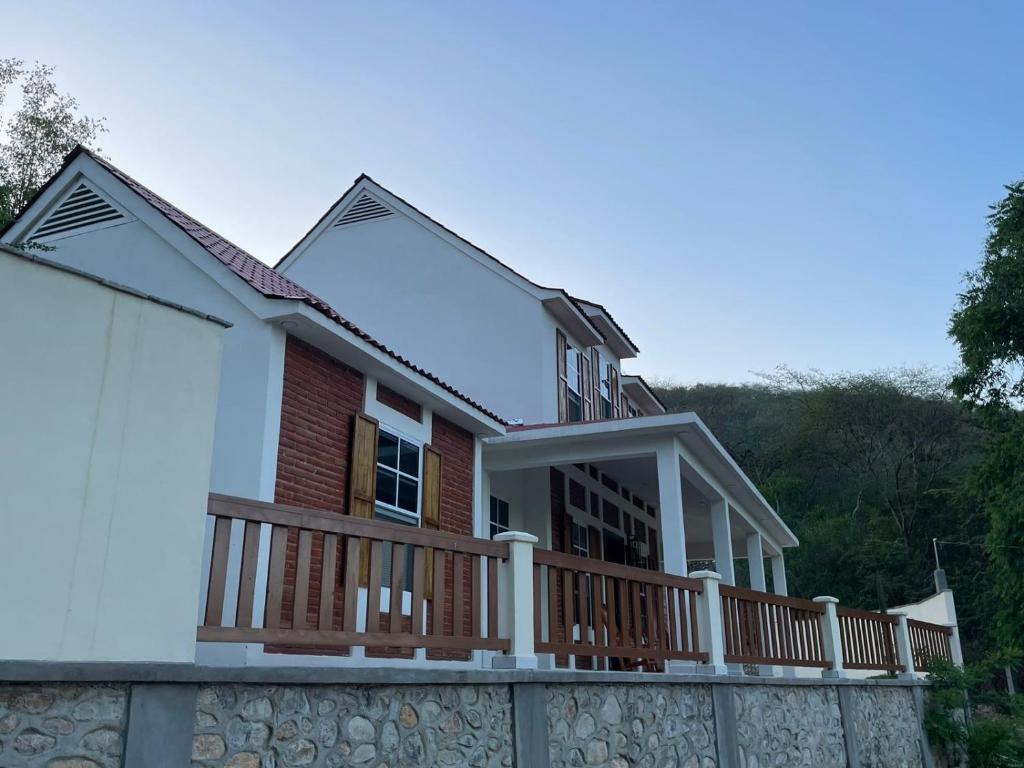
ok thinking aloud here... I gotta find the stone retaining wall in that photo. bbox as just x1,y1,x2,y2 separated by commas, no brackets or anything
0,667,933,768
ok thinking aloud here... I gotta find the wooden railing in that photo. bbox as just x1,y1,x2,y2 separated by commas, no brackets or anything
199,494,510,654
837,607,901,673
532,549,706,669
908,619,954,671
719,585,831,668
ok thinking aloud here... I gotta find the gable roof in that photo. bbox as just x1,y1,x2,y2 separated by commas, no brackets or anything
2,146,505,426
276,175,635,348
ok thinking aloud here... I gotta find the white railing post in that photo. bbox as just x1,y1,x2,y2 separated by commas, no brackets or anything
891,612,917,679
813,596,847,678
492,531,538,669
947,623,964,668
689,570,728,675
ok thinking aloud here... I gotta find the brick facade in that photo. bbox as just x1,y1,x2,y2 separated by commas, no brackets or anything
375,382,422,422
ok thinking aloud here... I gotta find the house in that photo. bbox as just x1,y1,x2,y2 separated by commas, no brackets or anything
0,147,958,679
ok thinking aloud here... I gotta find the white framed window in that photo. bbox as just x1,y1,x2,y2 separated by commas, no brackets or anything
571,520,590,558
375,427,421,523
599,353,613,419
566,345,583,422
489,496,510,538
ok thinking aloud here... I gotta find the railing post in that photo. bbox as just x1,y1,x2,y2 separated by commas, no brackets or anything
492,531,539,670
813,596,847,678
946,623,964,668
891,612,917,678
689,570,728,675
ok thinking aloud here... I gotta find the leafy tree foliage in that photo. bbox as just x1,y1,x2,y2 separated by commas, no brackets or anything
949,180,1024,653
0,59,104,231
654,367,995,658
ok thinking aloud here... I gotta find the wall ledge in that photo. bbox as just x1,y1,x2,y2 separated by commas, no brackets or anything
0,661,929,688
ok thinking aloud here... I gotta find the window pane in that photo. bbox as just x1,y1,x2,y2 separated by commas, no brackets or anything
376,467,397,506
568,391,583,422
397,475,418,513
377,432,399,468
399,440,419,477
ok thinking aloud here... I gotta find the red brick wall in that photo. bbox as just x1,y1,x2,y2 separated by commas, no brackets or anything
375,383,422,422
273,336,364,654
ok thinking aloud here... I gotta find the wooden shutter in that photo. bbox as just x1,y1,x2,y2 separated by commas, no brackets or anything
610,367,621,418
556,329,568,422
588,525,603,561
581,349,594,421
421,445,443,600
592,349,602,419
348,412,379,585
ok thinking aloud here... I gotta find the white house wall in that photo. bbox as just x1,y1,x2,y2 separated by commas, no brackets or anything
282,215,555,425
0,251,223,662
12,217,286,501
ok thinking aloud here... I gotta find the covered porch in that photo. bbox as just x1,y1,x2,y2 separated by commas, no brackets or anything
481,414,798,596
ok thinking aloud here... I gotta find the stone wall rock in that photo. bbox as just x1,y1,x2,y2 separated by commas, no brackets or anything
733,684,847,767
0,684,128,767
850,687,923,768
546,683,717,768
190,684,513,768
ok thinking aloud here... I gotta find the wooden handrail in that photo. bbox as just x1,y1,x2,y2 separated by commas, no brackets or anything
208,493,509,558
719,586,831,669
719,584,826,613
533,549,703,592
837,605,899,624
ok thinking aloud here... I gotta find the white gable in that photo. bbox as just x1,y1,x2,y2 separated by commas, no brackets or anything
333,192,395,228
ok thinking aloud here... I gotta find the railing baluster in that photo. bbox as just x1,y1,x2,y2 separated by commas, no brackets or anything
318,533,338,632
293,529,313,630
411,546,425,635
204,516,232,627
235,521,261,628
264,525,288,630
365,540,383,633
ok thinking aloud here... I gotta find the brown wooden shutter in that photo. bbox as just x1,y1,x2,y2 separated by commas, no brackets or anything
610,366,621,418
348,412,380,585
588,525,603,561
592,349,602,419
556,329,568,422
421,445,443,600
581,349,593,421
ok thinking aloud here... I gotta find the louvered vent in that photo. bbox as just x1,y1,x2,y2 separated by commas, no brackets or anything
33,183,125,239
333,193,394,228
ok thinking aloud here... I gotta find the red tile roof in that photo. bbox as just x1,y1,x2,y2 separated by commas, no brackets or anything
6,146,505,426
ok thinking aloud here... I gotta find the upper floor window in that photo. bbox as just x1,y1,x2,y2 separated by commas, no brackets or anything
375,428,421,523
566,344,583,422
599,354,613,419
571,520,590,558
490,496,510,538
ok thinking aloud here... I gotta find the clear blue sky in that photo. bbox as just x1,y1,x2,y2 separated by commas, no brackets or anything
7,2,1023,384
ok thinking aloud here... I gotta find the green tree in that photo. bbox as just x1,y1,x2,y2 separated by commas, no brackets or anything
950,181,1024,652
0,59,105,231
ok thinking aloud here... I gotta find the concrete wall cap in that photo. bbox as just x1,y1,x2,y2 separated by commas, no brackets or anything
688,570,722,581
813,596,839,604
494,531,539,544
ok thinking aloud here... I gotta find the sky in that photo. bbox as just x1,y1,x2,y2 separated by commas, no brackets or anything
5,1,1023,384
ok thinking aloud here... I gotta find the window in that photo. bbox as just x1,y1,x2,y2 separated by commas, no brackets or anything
599,354,613,419
375,428,421,522
566,344,583,422
571,520,590,558
490,496,510,538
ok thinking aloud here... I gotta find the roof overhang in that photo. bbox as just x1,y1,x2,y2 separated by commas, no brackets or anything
261,303,506,437
573,299,639,359
483,413,798,549
541,294,604,347
621,375,667,414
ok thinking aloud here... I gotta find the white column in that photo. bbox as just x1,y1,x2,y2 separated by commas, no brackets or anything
656,439,688,574
892,612,917,679
690,570,728,675
770,553,788,596
746,533,766,591
813,596,847,678
492,531,539,669
710,500,735,586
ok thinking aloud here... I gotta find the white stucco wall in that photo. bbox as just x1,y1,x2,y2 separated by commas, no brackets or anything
0,251,224,662
283,215,554,424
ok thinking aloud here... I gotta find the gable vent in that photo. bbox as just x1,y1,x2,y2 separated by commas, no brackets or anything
333,193,394,228
33,183,125,239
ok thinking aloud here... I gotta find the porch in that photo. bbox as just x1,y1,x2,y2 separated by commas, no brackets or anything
197,493,960,678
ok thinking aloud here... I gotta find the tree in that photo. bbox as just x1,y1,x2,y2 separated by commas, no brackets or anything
0,59,105,231
950,180,1024,652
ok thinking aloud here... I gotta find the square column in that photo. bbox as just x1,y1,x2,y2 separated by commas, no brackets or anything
746,533,766,591
770,553,788,596
656,438,688,575
710,500,736,586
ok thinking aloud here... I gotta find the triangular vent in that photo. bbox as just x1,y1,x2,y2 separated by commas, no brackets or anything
333,193,394,228
33,182,125,239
